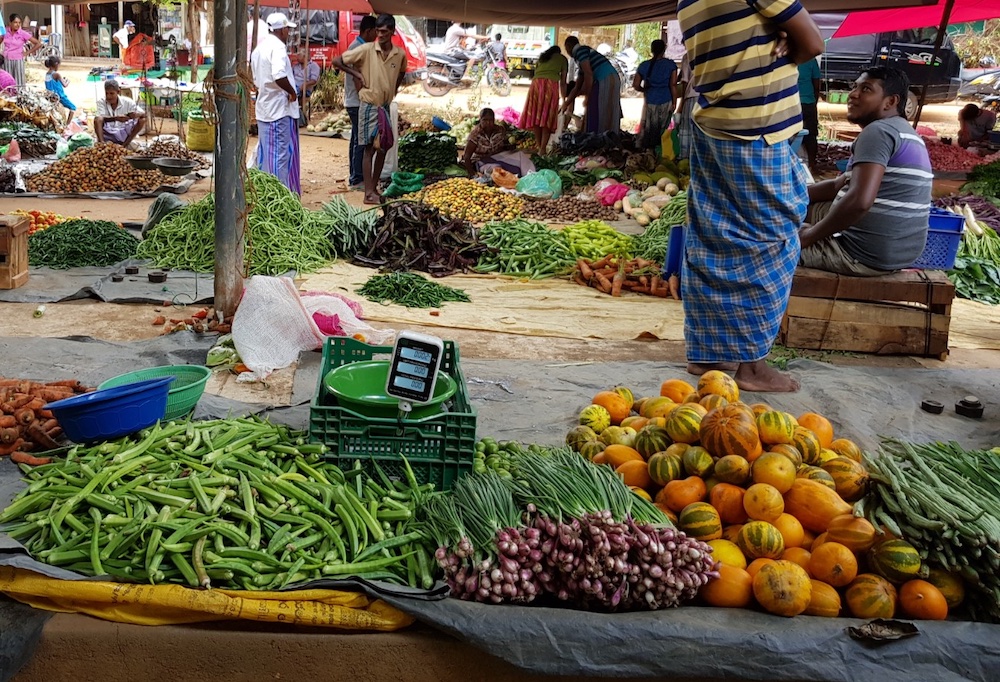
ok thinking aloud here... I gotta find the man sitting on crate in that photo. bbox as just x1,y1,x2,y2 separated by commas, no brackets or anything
799,67,932,276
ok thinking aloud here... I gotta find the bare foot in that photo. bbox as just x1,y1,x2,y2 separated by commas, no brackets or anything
687,362,739,375
733,360,799,393
363,193,381,205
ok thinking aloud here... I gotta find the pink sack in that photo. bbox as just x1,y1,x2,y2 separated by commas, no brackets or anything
597,183,630,207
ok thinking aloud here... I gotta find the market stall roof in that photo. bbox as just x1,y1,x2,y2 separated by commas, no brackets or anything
834,0,1000,37
366,0,934,27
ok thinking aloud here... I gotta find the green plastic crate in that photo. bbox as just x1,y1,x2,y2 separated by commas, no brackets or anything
309,337,477,490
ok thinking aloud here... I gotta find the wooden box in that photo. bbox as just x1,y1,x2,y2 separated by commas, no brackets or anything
0,214,29,290
779,267,954,360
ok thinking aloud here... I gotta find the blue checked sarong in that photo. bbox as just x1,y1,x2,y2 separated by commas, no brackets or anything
682,126,809,364
255,117,301,195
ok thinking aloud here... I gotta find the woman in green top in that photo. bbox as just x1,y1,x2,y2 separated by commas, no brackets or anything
520,46,567,154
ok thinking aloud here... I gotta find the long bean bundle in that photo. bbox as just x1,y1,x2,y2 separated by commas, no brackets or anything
0,417,433,590
357,271,470,308
632,193,686,264
29,219,139,268
862,439,1000,622
315,196,380,258
474,219,576,278
137,170,334,276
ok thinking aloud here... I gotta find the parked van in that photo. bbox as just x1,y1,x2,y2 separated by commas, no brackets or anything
258,8,426,82
815,13,961,117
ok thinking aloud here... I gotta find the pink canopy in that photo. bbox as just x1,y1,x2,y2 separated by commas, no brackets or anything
833,0,1000,38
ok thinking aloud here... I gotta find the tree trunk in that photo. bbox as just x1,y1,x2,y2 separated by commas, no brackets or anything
187,0,201,84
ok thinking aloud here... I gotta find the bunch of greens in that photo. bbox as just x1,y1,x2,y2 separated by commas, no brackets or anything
356,271,470,308
948,226,1000,304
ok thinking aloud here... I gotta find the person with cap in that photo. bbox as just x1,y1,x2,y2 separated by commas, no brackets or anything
1,14,39,88
343,15,377,190
251,12,300,194
113,20,136,67
333,14,407,205
94,79,146,147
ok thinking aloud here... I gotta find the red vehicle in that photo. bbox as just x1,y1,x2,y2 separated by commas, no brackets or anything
259,8,426,82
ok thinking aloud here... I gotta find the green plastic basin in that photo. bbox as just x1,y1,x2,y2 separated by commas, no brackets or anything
98,364,211,420
323,360,457,418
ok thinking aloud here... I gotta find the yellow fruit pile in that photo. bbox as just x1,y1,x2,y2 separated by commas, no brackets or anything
404,178,523,223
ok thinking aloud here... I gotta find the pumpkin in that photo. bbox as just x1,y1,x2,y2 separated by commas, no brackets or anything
899,579,948,620
791,427,822,465
592,391,631,425
633,425,672,459
620,415,648,431
632,396,650,416
804,579,842,617
925,568,965,609
829,437,863,462
709,483,748,525
640,396,678,419
795,465,836,489
737,520,785,560
756,411,796,445
630,486,653,501
721,524,744,544
825,514,877,553
769,443,803,467
820,456,869,501
699,393,729,411
682,445,715,477
743,483,784,522
846,573,898,619
603,444,644,469
799,528,817,551
746,557,777,579
797,412,834,448
660,378,696,403
782,479,852,533
700,404,760,460
700,563,754,608
810,532,829,550
751,452,797,493
578,440,605,461
707,539,747,569
592,451,608,465
654,502,678,524
678,502,723,541
772,513,805,548
728,401,757,422
647,452,684,486
565,425,598,451
697,369,740,402
599,426,637,448
781,547,812,572
816,448,841,466
752,559,812,617
656,476,707,513
579,404,611,433
665,405,704,444
714,455,751,486
617,460,653,489
749,402,774,418
612,385,635,411
808,541,858,587
869,539,922,584
683,391,702,403
646,416,668,429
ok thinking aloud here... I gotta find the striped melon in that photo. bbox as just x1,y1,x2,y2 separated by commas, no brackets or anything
634,425,672,459
846,574,898,619
578,440,605,461
682,445,715,477
699,394,729,411
769,443,803,467
869,540,922,584
566,425,598,451
665,405,704,444
713,455,751,486
796,465,836,489
678,501,723,541
829,438,863,462
612,385,635,411
579,404,611,433
648,452,684,486
791,427,822,465
697,370,740,402
820,456,869,501
700,404,761,460
737,520,786,560
756,411,796,445
599,426,637,448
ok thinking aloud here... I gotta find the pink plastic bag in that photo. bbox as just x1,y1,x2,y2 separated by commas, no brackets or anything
597,183,630,207
3,139,20,163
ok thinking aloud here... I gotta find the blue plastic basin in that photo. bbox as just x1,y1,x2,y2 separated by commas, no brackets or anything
45,377,174,443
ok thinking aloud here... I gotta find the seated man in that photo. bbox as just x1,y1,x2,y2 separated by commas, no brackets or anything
799,67,932,277
94,80,146,147
957,103,997,148
462,108,534,177
291,49,321,127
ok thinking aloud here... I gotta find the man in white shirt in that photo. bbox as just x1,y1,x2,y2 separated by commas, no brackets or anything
251,12,300,194
113,20,136,66
443,22,487,82
94,80,145,146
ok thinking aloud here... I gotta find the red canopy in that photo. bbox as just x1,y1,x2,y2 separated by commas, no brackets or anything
833,0,1000,38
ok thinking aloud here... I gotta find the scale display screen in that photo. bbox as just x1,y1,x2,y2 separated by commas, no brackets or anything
385,332,444,404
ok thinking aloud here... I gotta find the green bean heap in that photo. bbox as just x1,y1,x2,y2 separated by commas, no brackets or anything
0,417,435,590
357,271,470,308
474,219,576,279
28,219,140,269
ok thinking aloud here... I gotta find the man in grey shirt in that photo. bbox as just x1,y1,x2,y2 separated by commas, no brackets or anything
343,15,376,189
799,67,933,275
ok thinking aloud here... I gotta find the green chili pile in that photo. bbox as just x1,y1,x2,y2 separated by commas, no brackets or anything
357,271,470,308
308,196,380,258
137,170,334,275
474,219,576,279
0,417,434,590
28,218,139,269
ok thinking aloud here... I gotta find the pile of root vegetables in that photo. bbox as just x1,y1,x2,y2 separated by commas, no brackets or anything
0,378,91,465
572,256,677,298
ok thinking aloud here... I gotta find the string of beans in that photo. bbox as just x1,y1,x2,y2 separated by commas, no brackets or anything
474,219,576,279
357,271,470,308
0,417,435,591
28,219,140,269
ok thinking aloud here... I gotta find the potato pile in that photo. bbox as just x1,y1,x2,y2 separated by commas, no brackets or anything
523,196,619,223
405,178,523,223
26,143,171,194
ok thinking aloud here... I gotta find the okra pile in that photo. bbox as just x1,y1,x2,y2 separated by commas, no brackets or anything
0,417,435,590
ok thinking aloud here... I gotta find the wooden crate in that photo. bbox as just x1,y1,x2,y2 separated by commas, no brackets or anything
0,214,29,290
779,267,954,360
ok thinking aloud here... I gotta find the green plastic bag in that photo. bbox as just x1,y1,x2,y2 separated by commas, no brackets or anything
515,169,562,199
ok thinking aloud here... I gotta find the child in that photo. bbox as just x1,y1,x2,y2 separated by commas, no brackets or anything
44,56,76,125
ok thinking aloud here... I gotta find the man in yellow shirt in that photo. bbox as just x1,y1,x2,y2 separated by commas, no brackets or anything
332,14,406,205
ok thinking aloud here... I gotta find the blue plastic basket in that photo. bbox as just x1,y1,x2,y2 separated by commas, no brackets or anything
45,377,174,443
912,208,964,270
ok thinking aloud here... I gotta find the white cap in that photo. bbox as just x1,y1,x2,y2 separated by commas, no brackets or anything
266,13,296,30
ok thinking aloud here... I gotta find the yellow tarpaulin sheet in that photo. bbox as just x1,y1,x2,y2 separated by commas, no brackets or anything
0,567,413,630
301,263,1000,351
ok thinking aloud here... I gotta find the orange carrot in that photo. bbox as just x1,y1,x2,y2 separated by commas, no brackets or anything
668,274,681,300
27,422,60,450
0,438,23,457
44,379,82,390
41,419,59,432
13,408,34,426
11,450,52,466
27,389,71,404
593,271,613,294
0,427,18,445
577,259,594,280
611,270,626,297
573,274,587,287
0,416,15,429
590,255,612,270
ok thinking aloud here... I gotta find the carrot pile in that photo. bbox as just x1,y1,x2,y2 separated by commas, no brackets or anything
572,256,677,298
0,378,92,465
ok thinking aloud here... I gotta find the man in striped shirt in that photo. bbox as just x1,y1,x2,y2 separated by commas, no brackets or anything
676,0,822,393
800,67,932,275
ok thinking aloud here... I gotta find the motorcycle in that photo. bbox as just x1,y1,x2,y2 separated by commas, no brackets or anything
422,46,512,97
